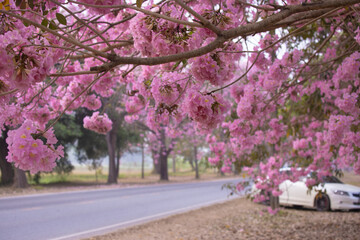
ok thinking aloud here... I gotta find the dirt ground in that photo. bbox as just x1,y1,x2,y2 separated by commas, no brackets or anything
86,197,360,240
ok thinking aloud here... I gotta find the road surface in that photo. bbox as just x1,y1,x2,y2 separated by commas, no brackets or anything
0,178,245,240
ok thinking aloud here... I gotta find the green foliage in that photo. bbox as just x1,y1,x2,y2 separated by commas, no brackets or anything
52,114,83,175
54,158,74,175
116,123,141,153
56,13,67,25
136,0,143,8
41,18,48,27
48,20,57,30
54,114,83,145
76,128,107,162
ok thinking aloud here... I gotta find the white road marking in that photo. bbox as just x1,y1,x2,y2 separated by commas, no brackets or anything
21,207,42,211
77,200,95,205
50,197,239,240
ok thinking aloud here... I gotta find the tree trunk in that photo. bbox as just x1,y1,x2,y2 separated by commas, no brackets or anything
188,157,195,171
159,153,168,181
0,129,14,185
141,143,145,179
194,146,199,179
115,149,121,178
270,194,279,210
106,124,118,184
151,149,160,174
159,128,168,181
13,168,28,188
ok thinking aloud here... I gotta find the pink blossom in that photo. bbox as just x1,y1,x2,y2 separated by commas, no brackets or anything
83,112,112,134
183,90,229,132
83,95,102,111
78,0,122,15
6,120,63,174
305,178,317,187
125,96,145,114
267,207,279,215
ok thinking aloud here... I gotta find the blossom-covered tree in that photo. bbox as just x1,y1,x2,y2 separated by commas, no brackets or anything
1,0,360,197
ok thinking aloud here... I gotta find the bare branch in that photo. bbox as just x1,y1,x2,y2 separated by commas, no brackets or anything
90,0,359,72
68,0,204,28
173,0,222,35
0,10,110,60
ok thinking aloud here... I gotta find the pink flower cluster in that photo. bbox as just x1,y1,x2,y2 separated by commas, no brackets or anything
125,96,145,114
266,118,287,144
334,93,359,117
0,25,63,91
326,115,354,146
83,94,102,111
79,0,122,14
183,90,229,133
83,112,113,134
292,138,312,150
327,115,354,145
151,72,187,107
6,120,64,174
332,52,360,88
190,50,239,86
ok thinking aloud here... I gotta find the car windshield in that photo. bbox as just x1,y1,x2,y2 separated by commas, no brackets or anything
307,172,344,184
321,176,343,184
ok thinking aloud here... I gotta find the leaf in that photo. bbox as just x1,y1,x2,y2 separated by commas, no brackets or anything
20,0,26,9
136,0,143,8
22,20,29,27
28,0,34,9
15,0,22,7
49,20,57,30
56,13,67,25
171,60,181,71
0,0,10,10
41,18,49,28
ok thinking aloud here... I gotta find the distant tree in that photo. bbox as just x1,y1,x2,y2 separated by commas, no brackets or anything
53,114,83,175
0,128,14,185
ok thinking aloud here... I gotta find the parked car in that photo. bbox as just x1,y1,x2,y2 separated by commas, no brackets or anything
252,170,360,211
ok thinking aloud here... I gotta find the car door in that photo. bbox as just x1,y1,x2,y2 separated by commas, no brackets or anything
279,180,289,205
286,177,314,207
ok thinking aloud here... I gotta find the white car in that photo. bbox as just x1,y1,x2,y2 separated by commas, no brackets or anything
253,172,360,211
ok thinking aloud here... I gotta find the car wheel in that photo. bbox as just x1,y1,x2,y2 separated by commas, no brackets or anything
315,193,330,211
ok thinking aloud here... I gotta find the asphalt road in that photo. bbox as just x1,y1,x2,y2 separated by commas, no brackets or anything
0,178,245,240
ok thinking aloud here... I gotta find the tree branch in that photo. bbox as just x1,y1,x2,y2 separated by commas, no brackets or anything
90,0,359,72
0,10,110,60
68,0,203,28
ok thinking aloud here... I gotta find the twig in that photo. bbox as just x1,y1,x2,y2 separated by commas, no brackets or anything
50,71,100,77
68,0,203,28
173,0,222,35
0,10,110,60
37,71,108,138
0,88,19,97
50,0,114,53
22,52,74,108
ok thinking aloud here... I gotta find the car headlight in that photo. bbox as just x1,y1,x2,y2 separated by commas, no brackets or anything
333,190,349,196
